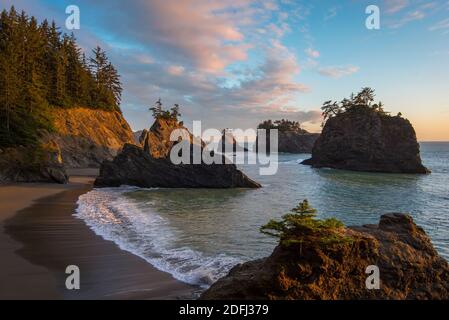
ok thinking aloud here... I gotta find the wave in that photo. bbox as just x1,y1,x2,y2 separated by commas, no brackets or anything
74,187,241,288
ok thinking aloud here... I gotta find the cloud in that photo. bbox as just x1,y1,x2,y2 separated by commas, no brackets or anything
3,0,318,131
318,65,359,78
388,9,426,28
429,17,449,31
305,48,320,58
167,65,185,76
385,0,409,14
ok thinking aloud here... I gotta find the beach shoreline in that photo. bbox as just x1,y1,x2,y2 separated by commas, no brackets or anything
0,175,198,300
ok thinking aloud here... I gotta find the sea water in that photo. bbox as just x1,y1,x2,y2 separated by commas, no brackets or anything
75,142,449,288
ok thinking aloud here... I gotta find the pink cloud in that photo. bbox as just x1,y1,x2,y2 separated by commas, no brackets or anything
135,0,254,73
167,65,185,76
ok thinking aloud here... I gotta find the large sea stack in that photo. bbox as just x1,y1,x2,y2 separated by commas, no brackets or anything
201,213,449,300
302,89,429,173
95,118,261,188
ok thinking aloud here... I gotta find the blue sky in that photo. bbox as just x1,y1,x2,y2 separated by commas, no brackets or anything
2,0,448,140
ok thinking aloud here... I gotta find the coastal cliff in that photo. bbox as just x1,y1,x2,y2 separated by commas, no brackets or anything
46,107,135,168
201,213,449,300
0,108,134,184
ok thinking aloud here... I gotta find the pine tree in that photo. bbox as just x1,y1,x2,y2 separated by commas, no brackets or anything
0,6,123,147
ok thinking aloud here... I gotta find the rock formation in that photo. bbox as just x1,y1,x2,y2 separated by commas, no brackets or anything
46,107,135,168
137,118,204,158
201,213,449,300
277,131,320,153
94,143,260,188
95,118,261,188
0,140,68,184
256,120,319,154
220,129,249,153
302,110,429,173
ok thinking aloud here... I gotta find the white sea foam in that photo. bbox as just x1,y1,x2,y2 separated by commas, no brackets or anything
74,187,241,288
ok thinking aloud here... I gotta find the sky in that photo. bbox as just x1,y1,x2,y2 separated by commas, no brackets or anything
1,0,449,141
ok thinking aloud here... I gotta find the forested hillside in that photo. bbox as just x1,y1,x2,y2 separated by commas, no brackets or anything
0,6,122,147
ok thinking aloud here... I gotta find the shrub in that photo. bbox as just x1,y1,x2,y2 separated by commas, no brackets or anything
260,200,353,248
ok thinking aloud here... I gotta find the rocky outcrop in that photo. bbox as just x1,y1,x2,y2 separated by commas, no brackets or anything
94,143,261,188
45,107,135,168
302,110,429,173
257,129,320,154
220,130,249,152
137,118,204,158
96,118,260,188
201,213,449,300
277,132,320,153
0,140,68,184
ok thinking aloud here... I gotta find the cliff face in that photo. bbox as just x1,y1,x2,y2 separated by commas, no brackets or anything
46,107,135,168
201,213,449,300
302,110,429,173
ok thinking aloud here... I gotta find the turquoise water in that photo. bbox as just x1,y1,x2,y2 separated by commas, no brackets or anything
76,142,449,287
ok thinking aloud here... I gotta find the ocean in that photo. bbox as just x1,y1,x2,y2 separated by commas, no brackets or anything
75,142,449,288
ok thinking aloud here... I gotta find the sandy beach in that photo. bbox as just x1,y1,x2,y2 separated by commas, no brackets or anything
0,174,198,300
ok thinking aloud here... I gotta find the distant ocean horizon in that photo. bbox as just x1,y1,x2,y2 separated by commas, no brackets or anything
75,142,449,289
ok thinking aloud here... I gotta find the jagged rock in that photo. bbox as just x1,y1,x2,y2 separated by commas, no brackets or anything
94,143,261,188
137,118,204,158
96,118,260,188
200,213,449,300
220,130,249,152
0,140,68,184
302,110,429,173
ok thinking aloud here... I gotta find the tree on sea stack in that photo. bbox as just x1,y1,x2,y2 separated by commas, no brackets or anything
149,99,182,121
321,87,388,125
260,200,350,251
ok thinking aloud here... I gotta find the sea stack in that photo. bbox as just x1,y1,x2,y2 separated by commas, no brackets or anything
95,117,261,188
302,89,429,173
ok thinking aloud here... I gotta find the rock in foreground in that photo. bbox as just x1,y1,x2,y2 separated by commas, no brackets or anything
201,213,449,300
94,144,261,188
302,109,429,173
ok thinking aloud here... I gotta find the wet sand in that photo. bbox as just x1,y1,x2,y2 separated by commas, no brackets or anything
0,177,198,299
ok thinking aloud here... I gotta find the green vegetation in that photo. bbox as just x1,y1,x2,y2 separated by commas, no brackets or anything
260,200,353,248
257,119,306,132
149,99,182,121
321,87,393,126
0,6,122,147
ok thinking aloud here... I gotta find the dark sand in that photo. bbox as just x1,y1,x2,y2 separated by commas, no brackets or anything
0,177,198,299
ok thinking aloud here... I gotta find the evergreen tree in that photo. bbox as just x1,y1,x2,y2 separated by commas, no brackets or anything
0,6,123,147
